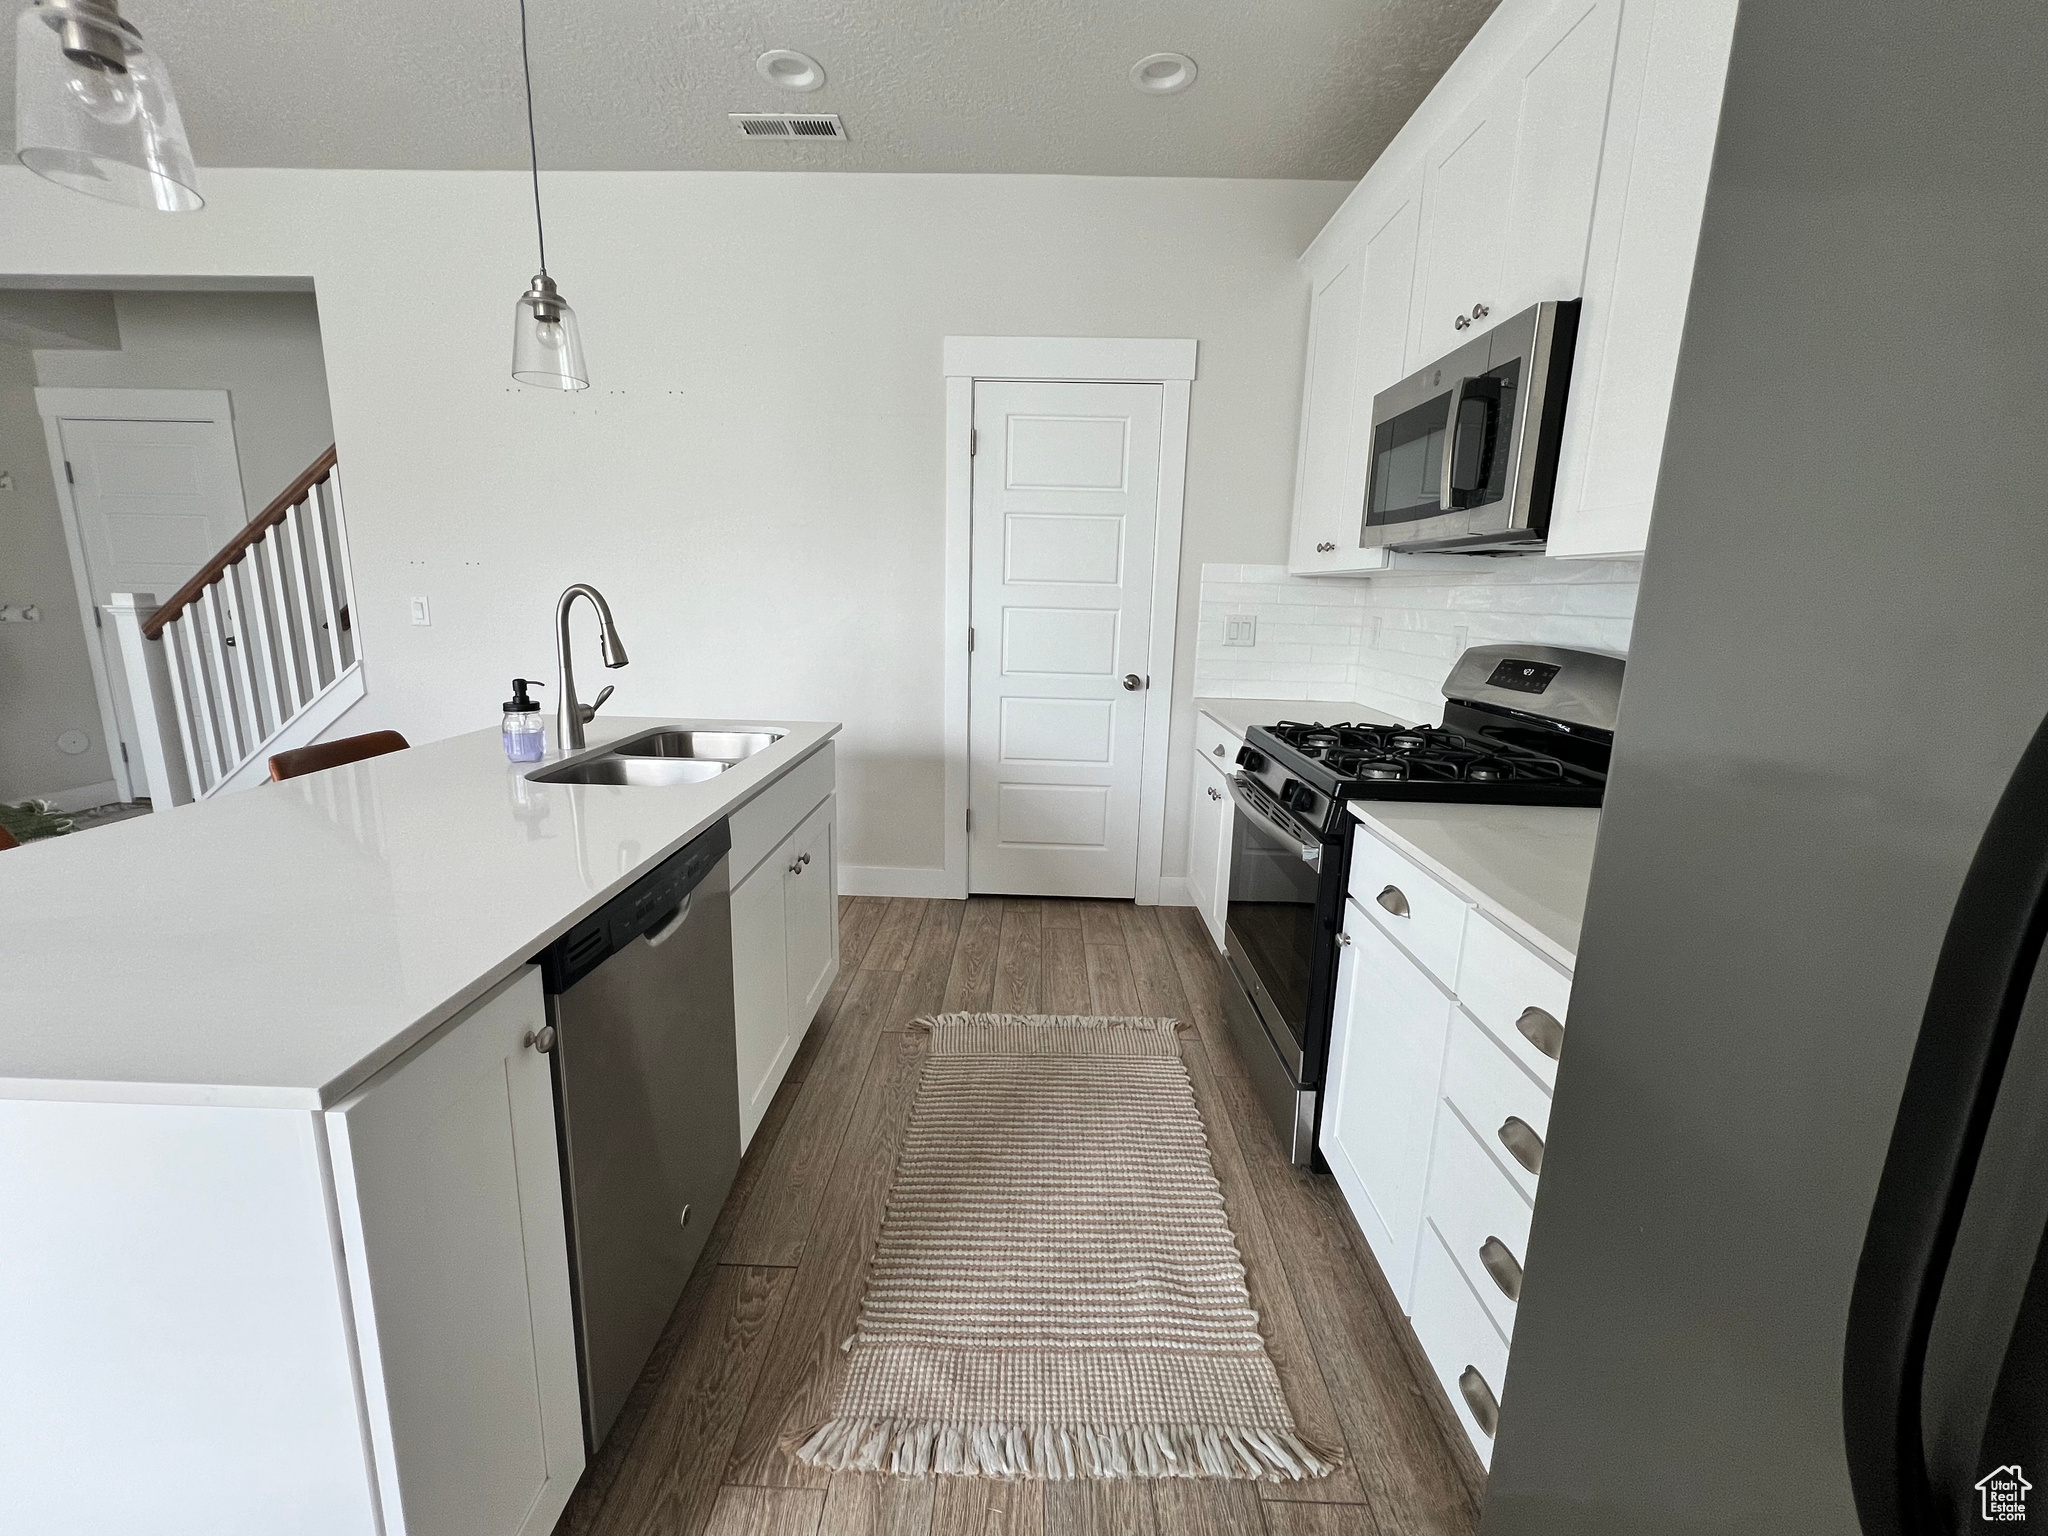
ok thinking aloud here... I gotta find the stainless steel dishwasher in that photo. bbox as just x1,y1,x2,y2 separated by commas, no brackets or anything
538,818,740,1453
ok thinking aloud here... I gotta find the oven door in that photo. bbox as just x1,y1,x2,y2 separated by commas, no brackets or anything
1223,776,1327,1077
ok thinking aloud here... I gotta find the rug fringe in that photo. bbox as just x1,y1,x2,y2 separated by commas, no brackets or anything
786,1415,1343,1482
911,1012,1183,1034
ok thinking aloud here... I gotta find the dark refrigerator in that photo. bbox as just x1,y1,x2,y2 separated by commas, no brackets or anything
1482,4,2048,1534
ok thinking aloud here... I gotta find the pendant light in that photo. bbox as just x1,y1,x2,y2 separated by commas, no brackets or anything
509,0,587,390
13,0,201,211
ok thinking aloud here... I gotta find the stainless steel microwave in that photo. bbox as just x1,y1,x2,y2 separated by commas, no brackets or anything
1361,299,1580,554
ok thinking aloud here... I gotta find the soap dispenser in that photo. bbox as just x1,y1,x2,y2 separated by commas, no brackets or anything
503,678,547,762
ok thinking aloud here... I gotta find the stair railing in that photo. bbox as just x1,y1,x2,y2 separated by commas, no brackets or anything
108,446,363,805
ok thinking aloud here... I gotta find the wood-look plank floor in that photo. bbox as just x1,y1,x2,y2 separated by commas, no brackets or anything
559,897,1483,1536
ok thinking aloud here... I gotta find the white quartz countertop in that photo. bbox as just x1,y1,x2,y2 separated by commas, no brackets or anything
1349,801,1601,967
0,716,839,1110
1194,697,1403,739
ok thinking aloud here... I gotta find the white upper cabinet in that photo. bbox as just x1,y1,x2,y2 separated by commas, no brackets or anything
1546,0,1740,558
1285,0,1736,570
1287,253,1368,573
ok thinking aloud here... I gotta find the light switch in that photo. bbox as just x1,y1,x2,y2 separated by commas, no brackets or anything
1224,614,1257,648
410,596,431,626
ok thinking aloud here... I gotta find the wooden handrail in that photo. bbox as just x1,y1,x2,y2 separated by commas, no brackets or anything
141,445,339,640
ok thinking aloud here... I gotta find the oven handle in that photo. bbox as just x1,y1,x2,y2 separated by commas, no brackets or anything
1227,775,1324,870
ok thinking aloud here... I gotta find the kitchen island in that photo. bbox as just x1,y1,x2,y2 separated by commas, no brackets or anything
0,717,839,1536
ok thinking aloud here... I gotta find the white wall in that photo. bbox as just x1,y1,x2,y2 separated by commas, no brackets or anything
0,168,1345,882
1195,558,1640,723
34,291,336,515
0,341,112,802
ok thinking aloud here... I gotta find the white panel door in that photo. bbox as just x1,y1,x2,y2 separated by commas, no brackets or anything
969,381,1162,898
56,411,247,796
326,968,583,1536
1319,903,1457,1310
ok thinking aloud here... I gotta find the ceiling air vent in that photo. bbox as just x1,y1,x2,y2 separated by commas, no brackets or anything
730,113,847,140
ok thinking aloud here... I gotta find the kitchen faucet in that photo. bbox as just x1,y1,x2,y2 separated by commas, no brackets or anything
554,583,629,752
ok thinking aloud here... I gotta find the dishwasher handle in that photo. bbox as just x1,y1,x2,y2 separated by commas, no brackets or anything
642,894,695,948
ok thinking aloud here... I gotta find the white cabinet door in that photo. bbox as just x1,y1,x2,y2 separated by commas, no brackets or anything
1409,103,1515,368
1187,757,1231,950
325,968,582,1536
1408,0,1622,367
782,793,840,1042
731,849,792,1153
1351,177,1425,422
1546,0,1739,558
1287,252,1368,574
1493,0,1625,320
1319,903,1457,1310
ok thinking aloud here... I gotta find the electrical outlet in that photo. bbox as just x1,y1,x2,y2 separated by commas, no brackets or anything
1453,624,1470,658
1371,615,1383,648
1224,614,1257,648
410,596,432,626
0,471,15,491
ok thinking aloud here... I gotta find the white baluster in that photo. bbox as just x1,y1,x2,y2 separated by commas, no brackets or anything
105,593,195,808
284,500,328,690
262,524,307,711
176,609,225,791
239,544,285,737
305,490,344,683
158,608,208,799
325,468,359,670
221,561,267,744
202,582,249,765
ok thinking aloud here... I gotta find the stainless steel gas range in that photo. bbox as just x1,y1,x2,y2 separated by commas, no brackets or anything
1219,644,1624,1165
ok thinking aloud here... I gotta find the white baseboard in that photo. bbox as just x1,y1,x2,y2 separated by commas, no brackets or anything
839,863,960,899
1149,876,1197,907
22,779,122,813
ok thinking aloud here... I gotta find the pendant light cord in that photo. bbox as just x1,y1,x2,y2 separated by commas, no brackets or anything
517,0,547,275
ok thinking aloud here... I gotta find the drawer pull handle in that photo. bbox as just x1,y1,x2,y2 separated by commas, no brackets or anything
1458,1366,1500,1438
1498,1115,1545,1176
1213,743,1227,756
1375,885,1410,918
1479,1236,1523,1302
525,1025,557,1055
1515,1005,1565,1061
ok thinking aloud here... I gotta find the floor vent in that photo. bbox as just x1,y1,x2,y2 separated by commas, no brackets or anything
730,113,847,140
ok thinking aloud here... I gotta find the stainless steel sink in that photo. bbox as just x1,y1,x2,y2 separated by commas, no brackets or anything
612,730,783,761
529,756,730,787
525,726,785,787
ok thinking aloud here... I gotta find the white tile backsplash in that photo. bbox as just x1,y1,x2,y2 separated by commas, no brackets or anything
1194,559,1639,722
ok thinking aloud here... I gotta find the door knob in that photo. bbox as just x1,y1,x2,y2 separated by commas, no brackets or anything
1122,674,1143,691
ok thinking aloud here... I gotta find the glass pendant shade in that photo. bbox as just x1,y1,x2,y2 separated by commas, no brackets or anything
14,0,201,212
512,274,589,391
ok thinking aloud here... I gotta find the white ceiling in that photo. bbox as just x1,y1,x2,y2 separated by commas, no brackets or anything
0,0,1497,178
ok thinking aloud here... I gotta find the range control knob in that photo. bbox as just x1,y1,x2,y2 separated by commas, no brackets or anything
1236,745,1266,772
1281,779,1319,815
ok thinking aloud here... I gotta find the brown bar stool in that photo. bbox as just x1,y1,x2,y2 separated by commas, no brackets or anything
269,730,411,783
0,825,17,851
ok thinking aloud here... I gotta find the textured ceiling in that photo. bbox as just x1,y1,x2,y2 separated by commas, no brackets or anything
0,0,1496,177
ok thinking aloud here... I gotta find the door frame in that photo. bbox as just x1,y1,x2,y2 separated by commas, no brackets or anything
942,338,1197,904
34,387,244,803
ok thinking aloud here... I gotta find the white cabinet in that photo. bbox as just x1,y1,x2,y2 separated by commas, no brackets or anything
1284,0,1735,567
730,757,839,1151
1320,900,1458,1302
1187,756,1232,949
326,967,583,1536
1546,0,1740,557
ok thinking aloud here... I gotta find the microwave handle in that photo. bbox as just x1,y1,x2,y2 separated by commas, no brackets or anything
1438,375,1503,510
1438,376,1474,512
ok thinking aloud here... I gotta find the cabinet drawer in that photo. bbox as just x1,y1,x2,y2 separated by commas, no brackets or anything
1425,1107,1535,1339
1410,1223,1510,1467
730,741,834,884
1457,912,1572,1089
1443,1008,1551,1201
1348,826,1468,987
1195,711,1245,771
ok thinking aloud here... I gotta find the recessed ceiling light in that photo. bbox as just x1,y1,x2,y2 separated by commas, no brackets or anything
1130,53,1198,95
757,49,826,93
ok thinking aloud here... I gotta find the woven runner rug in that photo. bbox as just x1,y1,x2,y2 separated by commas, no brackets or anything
790,1012,1340,1482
